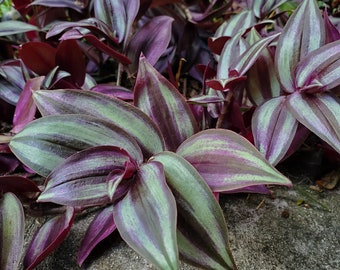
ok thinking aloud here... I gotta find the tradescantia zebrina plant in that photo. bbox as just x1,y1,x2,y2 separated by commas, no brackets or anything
8,55,291,270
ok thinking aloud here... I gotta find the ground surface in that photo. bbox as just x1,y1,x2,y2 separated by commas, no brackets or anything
23,174,339,270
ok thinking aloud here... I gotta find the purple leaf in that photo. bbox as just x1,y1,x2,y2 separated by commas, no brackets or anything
152,152,236,270
24,207,75,270
294,39,340,93
221,185,270,195
94,0,139,46
246,29,281,105
134,55,198,151
33,89,165,157
78,206,116,266
252,96,298,166
0,175,40,194
0,192,25,270
12,76,44,133
323,9,340,44
176,129,292,192
287,92,340,154
0,20,39,36
126,16,174,72
113,162,179,269
0,154,20,174
252,0,288,19
91,84,133,100
275,0,325,93
10,114,143,176
30,0,86,12
38,146,135,207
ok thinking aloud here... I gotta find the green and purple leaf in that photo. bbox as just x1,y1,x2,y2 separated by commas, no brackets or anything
275,0,325,93
152,152,236,270
176,129,292,192
126,16,173,72
9,114,143,176
252,96,298,166
294,39,340,93
12,76,44,133
134,55,198,151
33,89,165,157
38,146,135,207
113,162,179,270
78,206,116,266
0,192,25,270
0,20,39,36
30,0,86,12
287,92,340,154
94,0,139,46
23,207,75,270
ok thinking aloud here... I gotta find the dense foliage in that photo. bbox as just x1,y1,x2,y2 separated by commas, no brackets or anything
0,0,339,269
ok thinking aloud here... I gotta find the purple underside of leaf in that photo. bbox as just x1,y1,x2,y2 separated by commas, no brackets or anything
176,129,292,192
12,76,44,133
133,55,198,151
0,192,25,270
275,0,325,93
24,207,75,270
152,152,236,270
127,16,174,72
9,114,143,177
287,92,340,154
206,76,247,91
323,9,340,43
252,96,298,166
78,206,116,266
221,184,270,195
294,39,340,92
0,20,39,36
0,175,40,194
38,146,135,207
113,162,179,270
33,89,165,158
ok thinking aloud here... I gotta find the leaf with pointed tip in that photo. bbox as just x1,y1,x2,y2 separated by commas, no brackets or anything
0,192,25,270
323,9,340,44
30,0,86,12
275,0,324,93
33,89,165,157
0,20,39,36
295,39,340,93
94,0,139,46
246,29,281,105
127,16,173,72
252,96,298,166
134,56,198,151
287,92,340,154
176,129,292,192
23,207,75,270
12,76,44,133
78,206,116,266
38,146,134,207
252,0,287,19
152,151,236,270
9,114,143,177
113,162,179,270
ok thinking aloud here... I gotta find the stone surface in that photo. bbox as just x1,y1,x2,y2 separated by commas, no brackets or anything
23,178,340,270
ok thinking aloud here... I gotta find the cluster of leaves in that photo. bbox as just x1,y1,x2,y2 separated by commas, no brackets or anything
0,0,339,269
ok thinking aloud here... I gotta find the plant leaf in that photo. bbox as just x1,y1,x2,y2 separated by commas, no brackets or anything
12,76,44,133
275,0,324,93
38,146,134,207
0,20,39,36
287,92,340,154
9,114,143,176
152,151,236,270
295,39,340,93
176,129,292,192
23,207,75,270
126,16,174,72
33,89,164,157
77,206,116,266
252,96,298,166
94,0,139,46
134,55,198,151
0,192,25,270
113,162,179,270
30,0,86,12
0,175,40,194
